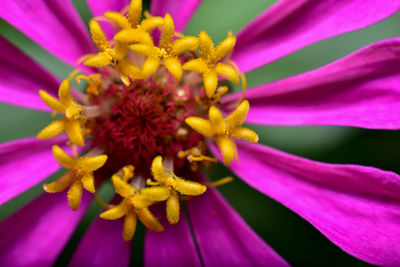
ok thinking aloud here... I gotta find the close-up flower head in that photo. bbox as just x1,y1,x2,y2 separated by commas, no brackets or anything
1,0,400,266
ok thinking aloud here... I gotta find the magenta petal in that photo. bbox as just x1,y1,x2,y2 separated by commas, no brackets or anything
232,0,400,73
150,0,202,32
224,38,400,129
0,36,61,111
187,187,289,267
69,217,130,267
0,192,91,267
223,141,400,267
86,0,129,39
144,207,202,267
0,0,96,69
0,136,70,205
86,0,129,16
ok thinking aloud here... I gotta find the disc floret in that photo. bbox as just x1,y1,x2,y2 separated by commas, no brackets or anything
84,19,143,83
37,80,85,146
44,145,107,210
183,31,240,97
100,171,163,241
129,13,199,81
145,156,206,224
186,100,259,165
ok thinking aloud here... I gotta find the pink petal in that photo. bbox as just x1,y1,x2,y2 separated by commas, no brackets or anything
150,0,202,32
222,141,400,267
0,136,70,205
0,0,96,69
0,192,91,267
86,0,129,16
69,217,131,267
86,0,129,39
0,36,60,111
187,186,289,267
144,206,202,267
232,0,400,73
224,38,400,129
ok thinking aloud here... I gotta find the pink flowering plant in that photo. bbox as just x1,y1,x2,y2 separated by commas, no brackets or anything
1,0,400,266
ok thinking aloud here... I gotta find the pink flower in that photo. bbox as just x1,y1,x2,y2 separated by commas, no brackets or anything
1,0,400,267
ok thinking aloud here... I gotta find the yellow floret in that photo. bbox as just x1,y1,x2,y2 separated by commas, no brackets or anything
100,173,164,241
44,145,107,210
37,80,85,146
183,31,239,97
142,156,206,225
185,101,258,165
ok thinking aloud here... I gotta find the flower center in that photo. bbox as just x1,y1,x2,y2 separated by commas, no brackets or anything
36,0,259,242
89,72,202,171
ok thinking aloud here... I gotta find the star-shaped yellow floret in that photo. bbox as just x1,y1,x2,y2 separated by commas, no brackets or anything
100,173,164,241
129,13,199,81
185,100,259,166
141,156,206,225
109,0,163,45
182,31,240,98
84,19,143,83
37,80,85,146
44,145,107,210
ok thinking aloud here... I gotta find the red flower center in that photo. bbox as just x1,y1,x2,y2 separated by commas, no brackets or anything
90,73,202,172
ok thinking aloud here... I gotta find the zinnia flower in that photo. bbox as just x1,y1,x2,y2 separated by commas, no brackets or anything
1,0,400,266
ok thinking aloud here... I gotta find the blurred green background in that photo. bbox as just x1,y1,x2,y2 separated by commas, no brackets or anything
1,0,400,266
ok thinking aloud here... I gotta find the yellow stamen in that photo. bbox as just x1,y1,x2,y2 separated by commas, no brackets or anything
144,156,206,224
185,101,258,165
174,31,185,38
227,59,247,102
112,0,163,47
44,145,107,210
95,192,108,209
100,174,163,241
129,13,199,81
183,31,239,97
37,80,85,146
213,86,229,102
187,154,218,163
206,176,234,187
67,69,81,82
144,10,152,19
178,146,218,165
77,54,97,65
76,74,104,100
93,16,110,23
84,19,143,81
